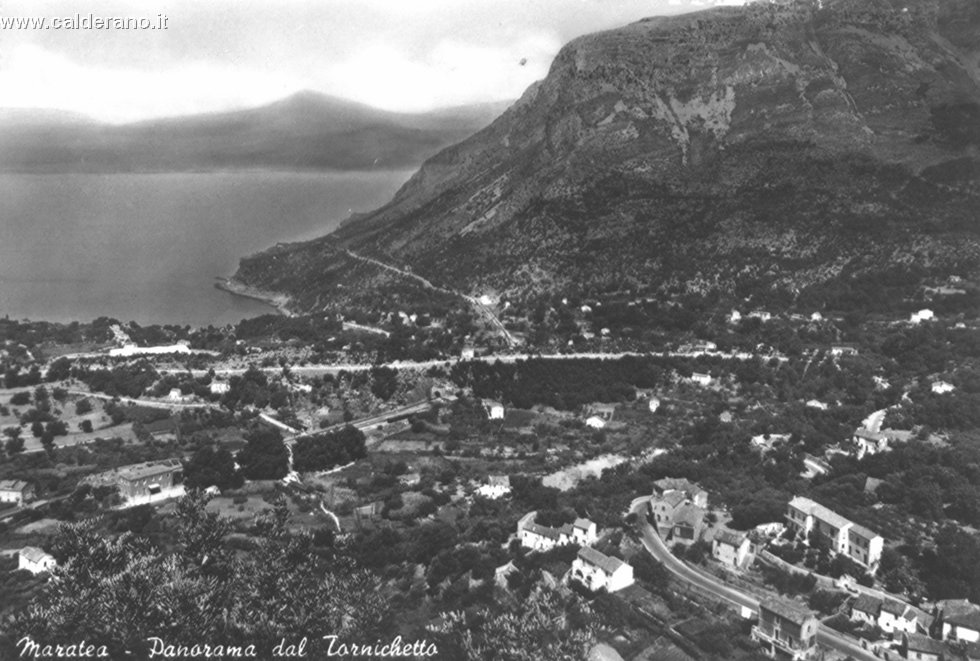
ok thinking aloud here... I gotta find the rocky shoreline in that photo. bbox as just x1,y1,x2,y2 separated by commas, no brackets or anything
213,277,293,317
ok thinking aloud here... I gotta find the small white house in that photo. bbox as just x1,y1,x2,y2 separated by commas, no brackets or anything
942,603,980,643
476,475,511,500
931,381,956,395
209,381,230,395
570,518,598,546
18,546,56,575
910,309,935,324
689,372,712,387
167,388,185,403
712,529,751,569
0,480,34,506
483,400,505,420
748,310,772,322
648,397,661,413
729,310,742,324
811,312,823,322
570,547,634,593
585,416,606,429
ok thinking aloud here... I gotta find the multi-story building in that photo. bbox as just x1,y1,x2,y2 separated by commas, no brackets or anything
752,598,819,661
713,529,751,569
786,496,883,571
569,547,634,593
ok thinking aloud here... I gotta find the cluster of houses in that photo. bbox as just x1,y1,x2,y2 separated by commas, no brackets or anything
851,594,919,636
648,477,707,545
785,496,884,572
516,512,635,593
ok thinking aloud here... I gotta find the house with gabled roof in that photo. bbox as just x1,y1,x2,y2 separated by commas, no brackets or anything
570,546,634,593
941,600,980,643
0,479,34,506
18,546,56,575
712,529,751,569
570,518,598,546
851,594,882,628
752,598,819,661
476,475,511,499
902,632,945,661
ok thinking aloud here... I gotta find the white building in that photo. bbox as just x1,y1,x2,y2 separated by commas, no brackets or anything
786,496,883,571
476,475,511,500
569,518,598,546
585,416,606,429
931,381,955,394
570,547,634,593
483,400,505,420
910,309,935,324
940,601,980,643
729,310,742,324
109,343,193,357
712,529,751,569
0,479,34,506
648,397,661,413
18,546,56,575
209,381,230,395
689,372,712,387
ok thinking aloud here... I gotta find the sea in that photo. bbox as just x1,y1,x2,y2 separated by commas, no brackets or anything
0,170,413,327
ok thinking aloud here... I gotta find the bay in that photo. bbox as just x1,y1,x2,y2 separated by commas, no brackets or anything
0,170,412,326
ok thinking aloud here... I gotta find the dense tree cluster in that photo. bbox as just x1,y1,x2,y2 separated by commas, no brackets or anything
3,493,388,658
183,446,243,491
451,357,666,410
292,426,366,472
236,427,289,480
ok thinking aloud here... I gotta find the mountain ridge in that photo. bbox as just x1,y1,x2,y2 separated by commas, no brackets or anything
0,92,510,173
232,0,980,318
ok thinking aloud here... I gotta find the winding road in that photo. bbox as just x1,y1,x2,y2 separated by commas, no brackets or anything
629,499,879,661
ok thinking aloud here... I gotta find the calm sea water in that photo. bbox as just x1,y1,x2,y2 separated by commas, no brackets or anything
0,170,412,326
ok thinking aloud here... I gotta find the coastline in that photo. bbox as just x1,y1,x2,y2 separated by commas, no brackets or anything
214,277,293,317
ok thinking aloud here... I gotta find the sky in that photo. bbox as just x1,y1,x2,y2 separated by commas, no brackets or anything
0,0,753,123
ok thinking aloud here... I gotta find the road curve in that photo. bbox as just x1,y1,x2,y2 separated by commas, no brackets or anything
629,500,878,661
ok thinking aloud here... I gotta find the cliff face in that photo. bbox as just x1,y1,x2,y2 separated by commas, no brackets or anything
234,0,980,313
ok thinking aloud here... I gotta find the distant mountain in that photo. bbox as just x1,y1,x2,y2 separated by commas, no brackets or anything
0,92,510,172
232,0,980,316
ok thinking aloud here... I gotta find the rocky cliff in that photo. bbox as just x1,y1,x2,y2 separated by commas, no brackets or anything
233,0,980,314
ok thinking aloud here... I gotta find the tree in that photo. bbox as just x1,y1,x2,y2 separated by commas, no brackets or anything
293,426,366,472
9,391,30,406
4,435,25,456
4,494,388,658
183,446,243,491
432,586,596,661
236,427,289,480
79,420,93,433
74,399,92,415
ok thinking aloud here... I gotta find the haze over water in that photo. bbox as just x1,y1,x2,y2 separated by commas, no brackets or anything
0,170,412,327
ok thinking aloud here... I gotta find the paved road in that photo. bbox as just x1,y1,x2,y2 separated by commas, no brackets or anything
629,499,879,661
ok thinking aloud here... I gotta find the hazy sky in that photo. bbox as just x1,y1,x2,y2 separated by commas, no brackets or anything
0,0,752,122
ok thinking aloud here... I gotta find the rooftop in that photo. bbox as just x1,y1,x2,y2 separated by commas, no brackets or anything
19,546,53,564
573,518,595,531
673,503,704,527
904,633,945,655
0,479,30,492
714,529,745,547
852,594,882,615
760,597,815,626
788,497,854,531
947,607,980,631
112,459,183,482
524,522,563,542
577,546,628,575
848,523,882,542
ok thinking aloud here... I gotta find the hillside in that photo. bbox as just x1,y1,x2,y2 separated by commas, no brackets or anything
232,0,980,316
0,92,508,172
